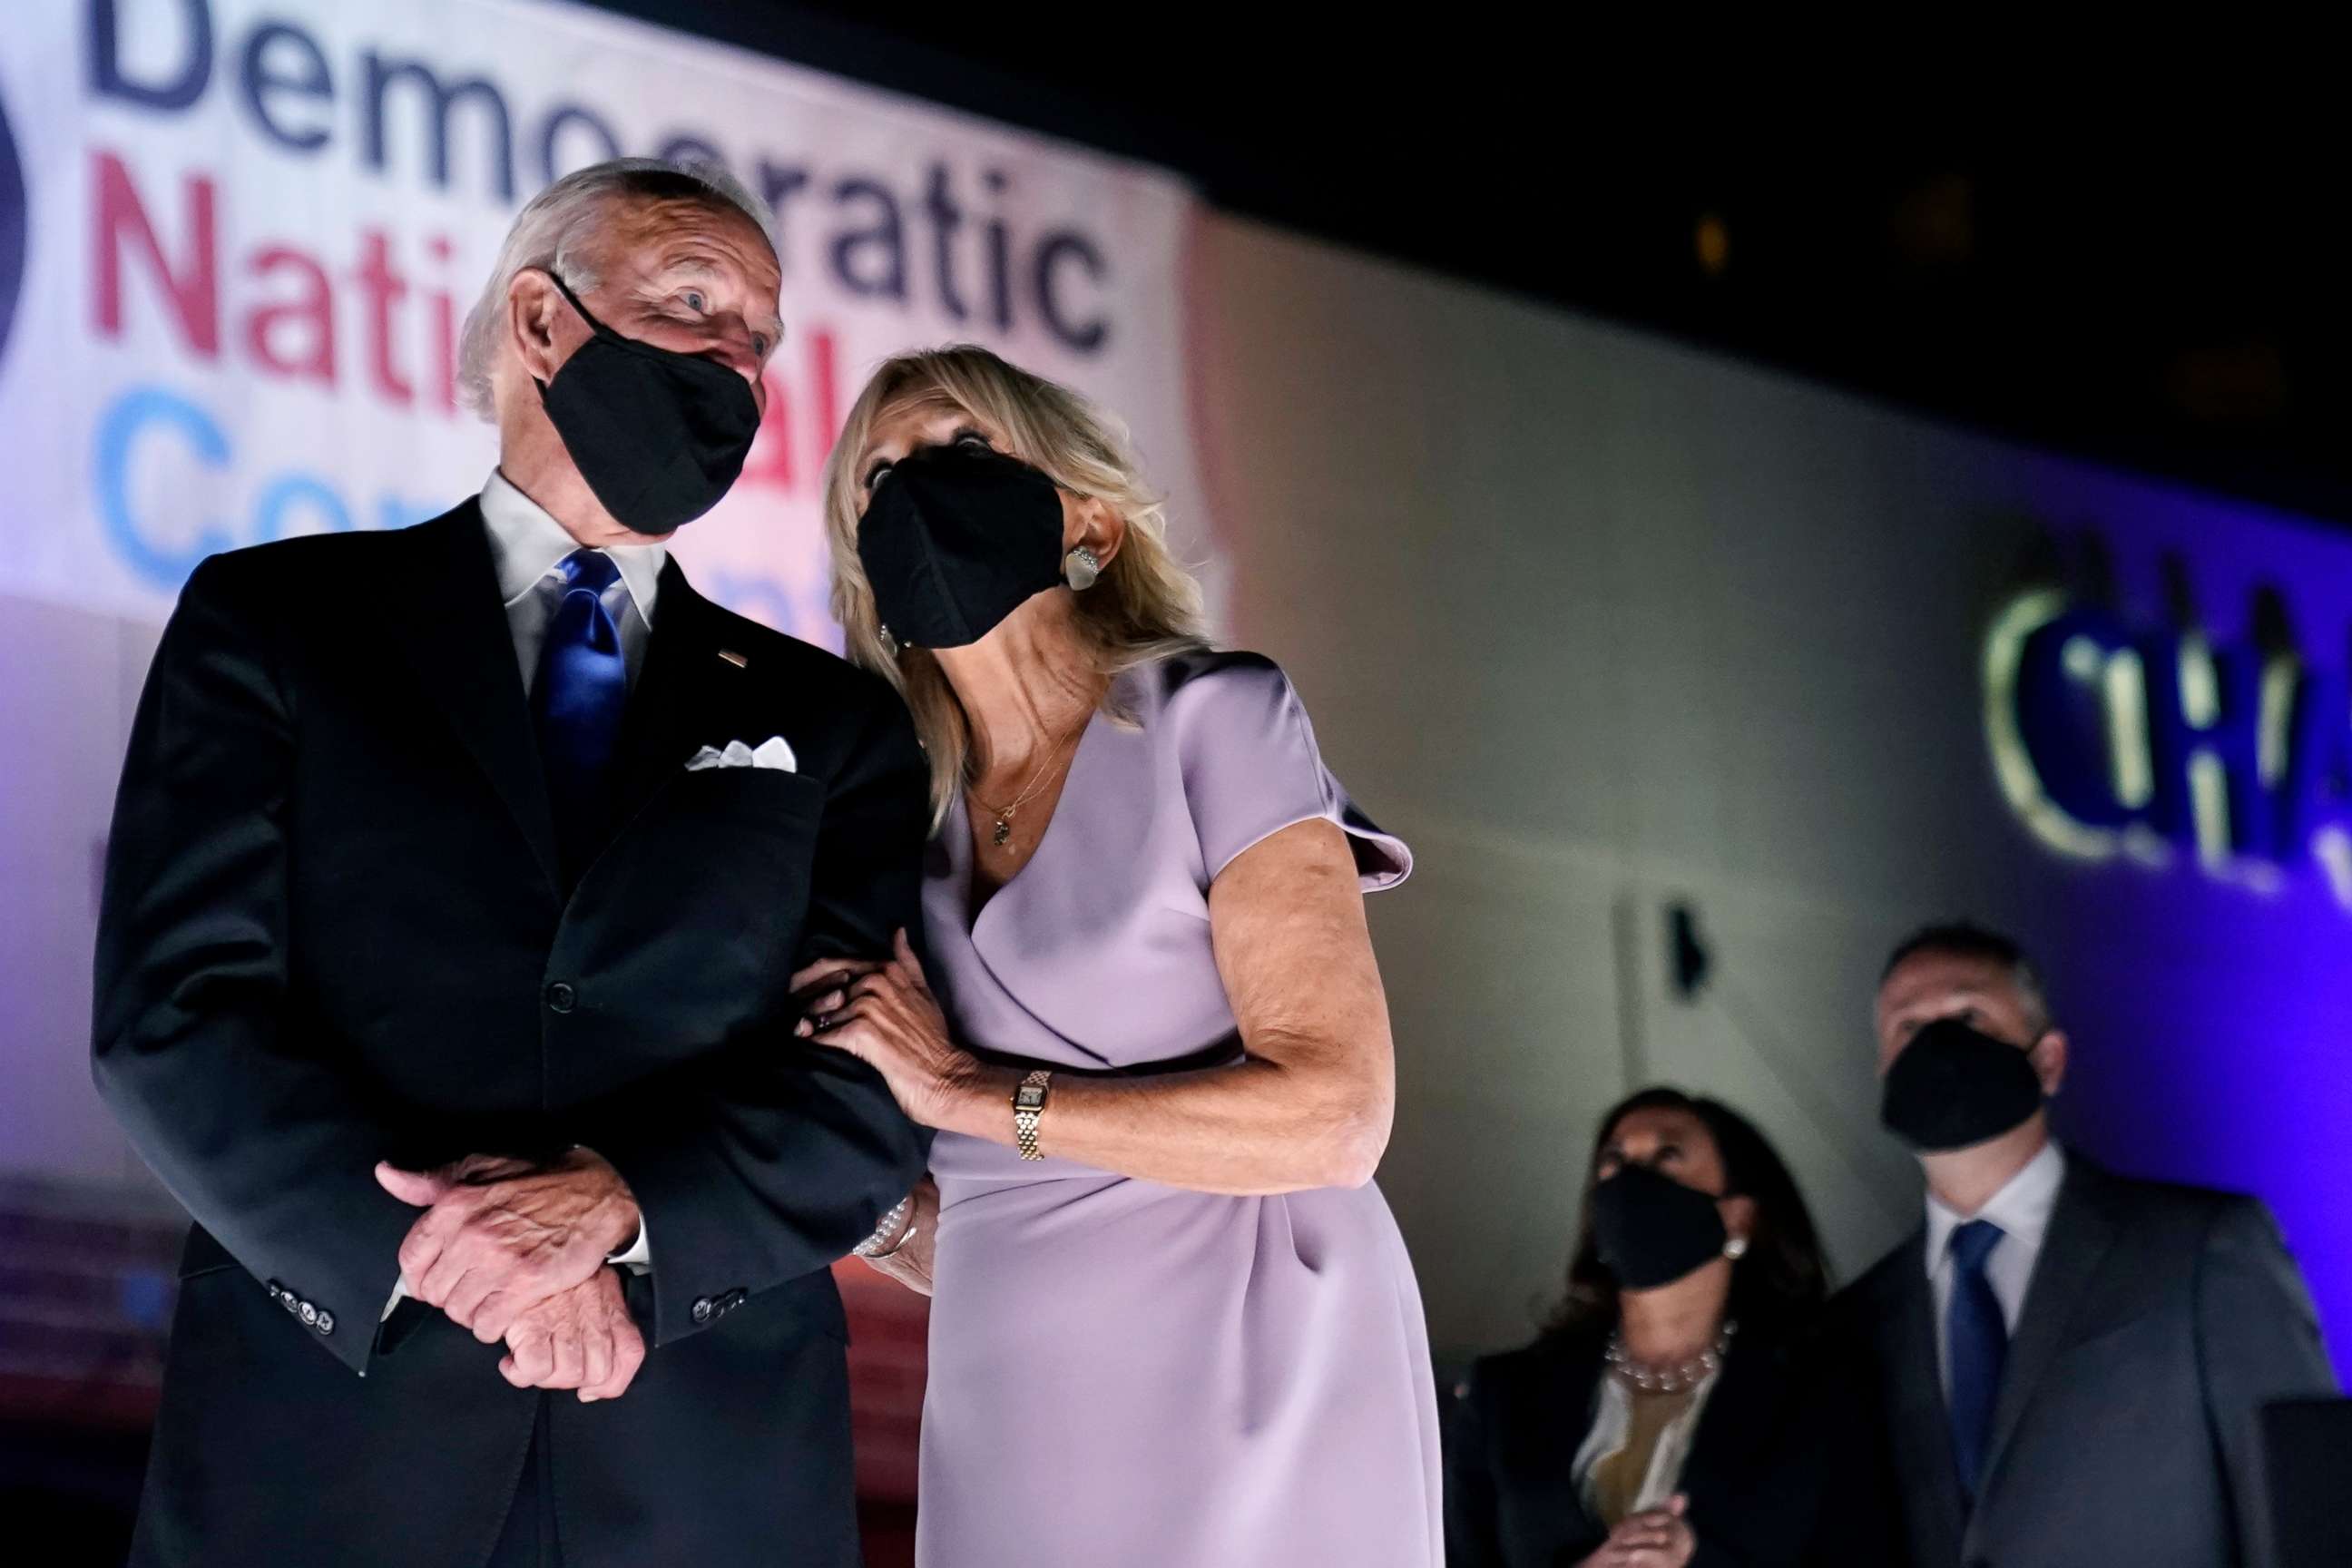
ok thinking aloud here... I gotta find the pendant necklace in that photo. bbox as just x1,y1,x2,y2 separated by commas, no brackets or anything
973,720,1086,849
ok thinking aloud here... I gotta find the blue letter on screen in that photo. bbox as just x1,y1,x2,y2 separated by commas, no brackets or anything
94,386,233,588
90,0,214,113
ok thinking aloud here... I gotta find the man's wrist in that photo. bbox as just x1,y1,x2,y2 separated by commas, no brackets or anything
603,1197,642,1258
564,1145,640,1258
604,1213,650,1271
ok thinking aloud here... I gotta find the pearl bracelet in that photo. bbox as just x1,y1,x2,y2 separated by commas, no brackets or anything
867,1214,921,1261
852,1193,916,1259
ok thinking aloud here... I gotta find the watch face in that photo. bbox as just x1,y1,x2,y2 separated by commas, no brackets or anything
1015,1087,1046,1110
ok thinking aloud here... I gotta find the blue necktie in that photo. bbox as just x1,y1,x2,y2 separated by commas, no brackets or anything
1946,1218,2009,1501
531,548,629,877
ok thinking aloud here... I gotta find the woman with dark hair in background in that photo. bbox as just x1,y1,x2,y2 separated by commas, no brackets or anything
1446,1088,1894,1567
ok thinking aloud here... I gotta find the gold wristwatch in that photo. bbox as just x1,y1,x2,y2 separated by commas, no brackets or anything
1013,1070,1052,1161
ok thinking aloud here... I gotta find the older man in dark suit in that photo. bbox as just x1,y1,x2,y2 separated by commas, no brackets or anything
93,158,930,1568
1841,923,2336,1568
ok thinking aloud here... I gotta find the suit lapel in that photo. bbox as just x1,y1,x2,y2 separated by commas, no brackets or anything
1879,1232,1971,1552
1680,1326,1785,1488
398,504,562,892
602,560,730,842
1532,1337,1611,1548
1976,1159,2120,1495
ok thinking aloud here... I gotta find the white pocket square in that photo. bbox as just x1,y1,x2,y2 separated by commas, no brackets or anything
686,736,797,773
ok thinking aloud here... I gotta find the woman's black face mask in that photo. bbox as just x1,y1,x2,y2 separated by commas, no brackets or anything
534,271,762,535
1591,1161,1731,1291
1878,1016,2047,1152
858,442,1067,650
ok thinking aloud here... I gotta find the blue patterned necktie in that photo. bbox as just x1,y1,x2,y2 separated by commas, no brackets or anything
532,548,629,877
1946,1218,2010,1502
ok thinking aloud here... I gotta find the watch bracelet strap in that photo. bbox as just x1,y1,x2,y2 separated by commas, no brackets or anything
1014,1068,1052,1161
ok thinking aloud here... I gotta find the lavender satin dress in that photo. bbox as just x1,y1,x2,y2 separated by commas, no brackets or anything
915,652,1442,1568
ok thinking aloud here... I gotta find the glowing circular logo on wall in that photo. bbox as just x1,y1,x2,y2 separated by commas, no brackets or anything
0,89,24,372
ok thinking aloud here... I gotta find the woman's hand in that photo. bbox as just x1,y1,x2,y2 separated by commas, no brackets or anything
793,931,986,1128
1586,1495,1696,1567
858,1175,938,1297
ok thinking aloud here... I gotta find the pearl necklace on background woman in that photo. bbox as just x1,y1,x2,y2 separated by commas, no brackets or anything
1603,1321,1737,1395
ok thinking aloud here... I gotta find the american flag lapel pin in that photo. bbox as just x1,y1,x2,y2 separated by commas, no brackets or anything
717,649,748,669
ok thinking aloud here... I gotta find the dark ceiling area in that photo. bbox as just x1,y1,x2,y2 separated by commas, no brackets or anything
583,5,2351,526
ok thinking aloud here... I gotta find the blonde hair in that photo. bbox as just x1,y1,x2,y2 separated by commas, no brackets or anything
822,346,1210,824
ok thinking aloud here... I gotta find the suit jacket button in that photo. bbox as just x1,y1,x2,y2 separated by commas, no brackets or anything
544,982,577,1014
281,1292,302,1315
299,1302,318,1326
265,1281,283,1303
691,1296,714,1324
316,1311,335,1335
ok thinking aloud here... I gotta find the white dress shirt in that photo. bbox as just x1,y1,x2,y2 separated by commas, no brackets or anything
478,468,666,691
1923,1139,2067,1396
384,475,659,1321
1571,1364,1724,1518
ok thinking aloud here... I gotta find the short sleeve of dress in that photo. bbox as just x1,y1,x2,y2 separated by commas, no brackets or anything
1168,653,1412,892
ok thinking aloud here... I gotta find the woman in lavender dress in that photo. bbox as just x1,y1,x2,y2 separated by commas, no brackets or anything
788,346,1440,1567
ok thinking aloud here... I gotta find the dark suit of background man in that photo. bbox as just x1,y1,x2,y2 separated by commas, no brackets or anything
1840,924,2337,1568
93,159,931,1568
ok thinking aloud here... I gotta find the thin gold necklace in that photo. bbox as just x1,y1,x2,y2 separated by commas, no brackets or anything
972,720,1086,849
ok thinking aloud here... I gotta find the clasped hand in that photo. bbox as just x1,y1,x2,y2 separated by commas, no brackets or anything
375,1147,646,1401
1582,1494,1697,1568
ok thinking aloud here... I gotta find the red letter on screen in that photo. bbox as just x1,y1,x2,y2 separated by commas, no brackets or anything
93,152,220,358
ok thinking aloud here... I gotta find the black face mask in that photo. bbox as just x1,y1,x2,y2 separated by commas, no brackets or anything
1879,1017,2047,1152
1591,1161,1731,1291
535,272,761,535
857,442,1067,650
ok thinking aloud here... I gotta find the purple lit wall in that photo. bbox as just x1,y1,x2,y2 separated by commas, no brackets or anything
1193,223,2352,1379
2004,456,2352,1379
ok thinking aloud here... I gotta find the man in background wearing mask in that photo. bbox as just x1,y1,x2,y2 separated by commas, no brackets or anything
93,160,930,1568
1839,923,2334,1568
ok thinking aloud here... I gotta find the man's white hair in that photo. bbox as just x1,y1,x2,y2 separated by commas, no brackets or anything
457,157,779,419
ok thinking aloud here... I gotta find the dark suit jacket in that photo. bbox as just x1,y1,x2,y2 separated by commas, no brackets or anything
1445,1318,1900,1567
1839,1156,2338,1568
93,503,934,1568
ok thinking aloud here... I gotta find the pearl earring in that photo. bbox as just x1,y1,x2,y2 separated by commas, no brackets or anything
1723,1235,1749,1260
1063,545,1101,591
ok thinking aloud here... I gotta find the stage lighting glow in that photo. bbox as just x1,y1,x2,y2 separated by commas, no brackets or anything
1984,581,2352,910
1696,213,1730,276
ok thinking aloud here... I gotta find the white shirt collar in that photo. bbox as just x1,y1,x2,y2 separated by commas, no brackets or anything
1924,1138,2068,1275
477,469,666,624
